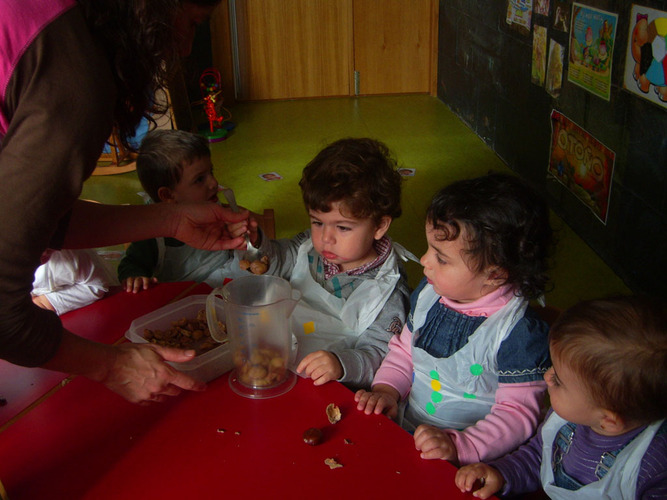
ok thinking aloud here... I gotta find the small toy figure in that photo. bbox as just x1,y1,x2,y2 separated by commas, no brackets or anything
194,67,232,142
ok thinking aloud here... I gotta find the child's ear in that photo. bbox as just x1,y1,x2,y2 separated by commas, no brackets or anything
157,187,176,203
484,267,508,286
599,410,631,435
374,216,392,240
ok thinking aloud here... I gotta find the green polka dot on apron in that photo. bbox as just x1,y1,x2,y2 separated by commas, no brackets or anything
470,363,484,376
426,370,442,414
463,392,477,399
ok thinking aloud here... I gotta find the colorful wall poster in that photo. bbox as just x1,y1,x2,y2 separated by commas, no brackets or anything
535,0,550,16
506,0,533,35
548,110,615,224
568,3,618,100
553,0,570,32
623,5,667,109
532,25,548,85
546,39,565,97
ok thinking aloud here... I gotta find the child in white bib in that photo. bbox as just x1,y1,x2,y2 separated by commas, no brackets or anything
456,296,667,499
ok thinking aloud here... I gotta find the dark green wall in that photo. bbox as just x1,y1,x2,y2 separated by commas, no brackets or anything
437,0,666,298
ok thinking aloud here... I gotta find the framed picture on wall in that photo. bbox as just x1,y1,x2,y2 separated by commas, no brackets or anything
567,3,618,101
548,110,615,224
623,5,667,109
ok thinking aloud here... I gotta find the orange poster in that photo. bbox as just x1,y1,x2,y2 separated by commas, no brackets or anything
548,110,615,223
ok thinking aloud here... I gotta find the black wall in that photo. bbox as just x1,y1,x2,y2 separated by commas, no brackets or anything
437,0,666,298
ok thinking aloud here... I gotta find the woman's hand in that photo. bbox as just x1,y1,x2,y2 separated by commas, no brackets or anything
168,202,247,251
100,343,207,404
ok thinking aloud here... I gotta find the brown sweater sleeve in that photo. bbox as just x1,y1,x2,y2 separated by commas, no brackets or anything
0,6,115,366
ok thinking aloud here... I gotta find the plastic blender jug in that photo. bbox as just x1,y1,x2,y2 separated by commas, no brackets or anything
207,275,300,399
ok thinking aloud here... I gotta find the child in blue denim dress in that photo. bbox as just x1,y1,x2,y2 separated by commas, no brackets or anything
355,173,554,465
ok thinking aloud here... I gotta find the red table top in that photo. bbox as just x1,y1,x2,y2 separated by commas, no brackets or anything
0,281,496,499
0,372,484,499
0,281,204,429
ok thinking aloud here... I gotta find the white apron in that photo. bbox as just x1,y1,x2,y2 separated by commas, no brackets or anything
402,284,527,431
155,238,233,286
540,412,664,499
289,239,415,365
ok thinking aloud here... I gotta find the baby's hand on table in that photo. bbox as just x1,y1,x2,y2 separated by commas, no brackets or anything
414,424,459,463
455,463,505,499
296,350,343,386
124,276,158,293
354,383,399,419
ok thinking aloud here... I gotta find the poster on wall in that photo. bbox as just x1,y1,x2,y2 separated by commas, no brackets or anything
548,110,615,224
506,0,533,35
532,25,548,85
553,0,570,32
535,0,550,16
568,3,618,100
623,5,667,109
546,39,565,97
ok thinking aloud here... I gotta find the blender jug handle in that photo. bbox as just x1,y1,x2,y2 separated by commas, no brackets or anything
206,288,228,343
285,289,301,317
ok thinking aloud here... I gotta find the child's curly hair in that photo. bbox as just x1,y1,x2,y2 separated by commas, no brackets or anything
549,296,667,423
426,172,554,299
299,138,402,225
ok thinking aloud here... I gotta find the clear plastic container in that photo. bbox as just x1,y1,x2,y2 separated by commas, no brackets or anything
125,295,232,383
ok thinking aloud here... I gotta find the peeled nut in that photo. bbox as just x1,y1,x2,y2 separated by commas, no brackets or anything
302,427,323,446
249,260,268,275
326,403,341,424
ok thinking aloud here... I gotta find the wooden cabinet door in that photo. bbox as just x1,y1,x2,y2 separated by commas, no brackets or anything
233,0,352,100
214,0,436,100
353,0,437,95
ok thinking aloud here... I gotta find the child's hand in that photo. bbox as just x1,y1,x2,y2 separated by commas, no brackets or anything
124,276,158,293
354,383,400,418
296,350,343,385
455,463,505,499
414,424,459,463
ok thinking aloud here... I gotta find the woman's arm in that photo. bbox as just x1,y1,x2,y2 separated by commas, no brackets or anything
64,200,247,251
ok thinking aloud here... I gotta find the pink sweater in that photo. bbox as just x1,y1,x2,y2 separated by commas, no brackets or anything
373,286,547,464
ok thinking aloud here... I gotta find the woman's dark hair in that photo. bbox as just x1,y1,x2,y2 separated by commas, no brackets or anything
299,138,403,225
426,173,554,299
77,0,220,150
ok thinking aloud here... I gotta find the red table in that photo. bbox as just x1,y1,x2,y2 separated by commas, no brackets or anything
0,282,494,499
0,281,204,430
0,372,485,499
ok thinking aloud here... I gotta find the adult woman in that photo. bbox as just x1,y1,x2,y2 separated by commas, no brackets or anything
0,0,245,404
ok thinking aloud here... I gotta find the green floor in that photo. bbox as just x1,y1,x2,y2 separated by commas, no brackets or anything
81,95,630,310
